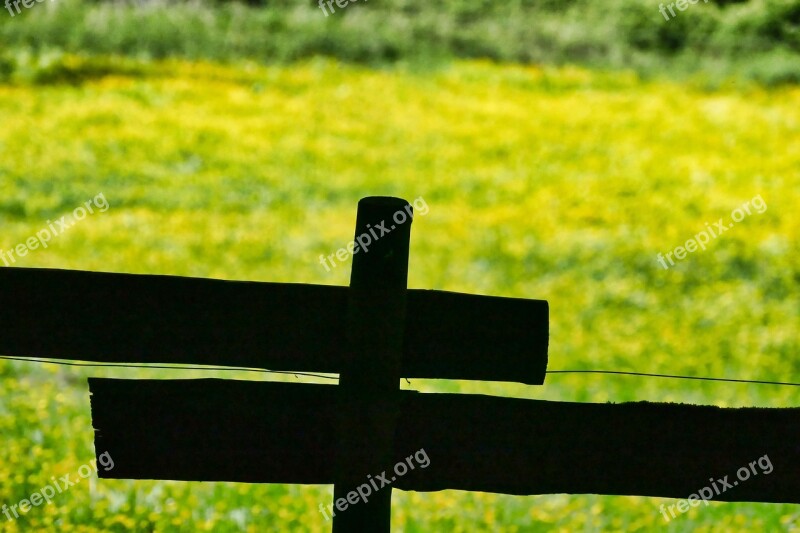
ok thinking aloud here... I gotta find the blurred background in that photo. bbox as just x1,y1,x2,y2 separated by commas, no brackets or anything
1,0,799,531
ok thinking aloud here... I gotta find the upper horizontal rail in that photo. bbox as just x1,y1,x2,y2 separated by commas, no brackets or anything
1,267,548,384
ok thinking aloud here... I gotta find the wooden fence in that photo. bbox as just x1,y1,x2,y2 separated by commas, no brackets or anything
1,196,798,531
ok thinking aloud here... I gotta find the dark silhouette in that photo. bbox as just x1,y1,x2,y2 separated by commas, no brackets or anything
2,197,798,533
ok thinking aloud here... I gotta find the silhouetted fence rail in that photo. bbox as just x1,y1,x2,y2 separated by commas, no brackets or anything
2,196,798,532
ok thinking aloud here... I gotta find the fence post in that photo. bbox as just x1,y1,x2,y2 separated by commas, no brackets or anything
332,196,413,532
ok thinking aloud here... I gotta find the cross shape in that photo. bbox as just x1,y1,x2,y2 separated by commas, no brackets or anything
1,197,798,532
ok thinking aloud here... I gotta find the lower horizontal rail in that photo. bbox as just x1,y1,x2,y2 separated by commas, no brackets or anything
89,378,800,503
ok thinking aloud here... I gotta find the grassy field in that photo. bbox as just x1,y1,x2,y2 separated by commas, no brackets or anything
1,56,799,531
1,0,800,86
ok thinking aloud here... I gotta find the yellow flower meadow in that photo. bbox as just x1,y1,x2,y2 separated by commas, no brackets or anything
0,56,798,531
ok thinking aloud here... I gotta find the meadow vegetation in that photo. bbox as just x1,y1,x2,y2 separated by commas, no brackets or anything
0,57,798,530
1,0,799,529
0,0,799,86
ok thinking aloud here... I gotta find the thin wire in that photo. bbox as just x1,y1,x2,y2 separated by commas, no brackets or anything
546,370,800,387
2,356,797,387
0,355,338,381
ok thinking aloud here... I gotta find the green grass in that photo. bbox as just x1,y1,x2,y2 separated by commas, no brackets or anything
0,56,799,531
0,0,799,86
